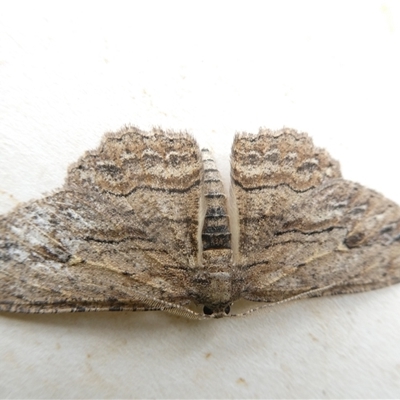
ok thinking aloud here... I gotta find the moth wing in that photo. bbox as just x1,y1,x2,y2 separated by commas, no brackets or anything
231,128,400,302
0,127,203,313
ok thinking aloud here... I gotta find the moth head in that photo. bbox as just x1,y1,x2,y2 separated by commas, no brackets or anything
203,303,231,318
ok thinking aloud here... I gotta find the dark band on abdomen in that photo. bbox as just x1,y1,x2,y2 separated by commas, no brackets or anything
201,149,231,250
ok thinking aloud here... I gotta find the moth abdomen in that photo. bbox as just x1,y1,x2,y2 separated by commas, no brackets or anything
201,148,231,251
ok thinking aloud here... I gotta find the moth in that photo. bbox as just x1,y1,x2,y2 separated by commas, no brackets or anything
0,127,399,319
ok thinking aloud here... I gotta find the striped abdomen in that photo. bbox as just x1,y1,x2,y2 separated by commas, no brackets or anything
201,149,231,251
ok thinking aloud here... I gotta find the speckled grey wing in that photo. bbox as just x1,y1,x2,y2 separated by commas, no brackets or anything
232,128,400,303
0,127,203,313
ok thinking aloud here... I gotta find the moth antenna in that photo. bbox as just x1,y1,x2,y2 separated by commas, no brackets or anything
230,283,339,317
134,293,209,320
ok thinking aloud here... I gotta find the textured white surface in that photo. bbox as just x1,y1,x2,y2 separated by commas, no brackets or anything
1,1,400,398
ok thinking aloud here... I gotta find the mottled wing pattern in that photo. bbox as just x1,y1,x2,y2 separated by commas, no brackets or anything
232,128,400,302
0,127,203,313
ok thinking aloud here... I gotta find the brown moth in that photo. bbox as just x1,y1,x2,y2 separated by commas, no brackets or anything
0,127,399,319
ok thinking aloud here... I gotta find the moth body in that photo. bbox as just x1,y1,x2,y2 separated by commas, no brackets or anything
1,127,399,319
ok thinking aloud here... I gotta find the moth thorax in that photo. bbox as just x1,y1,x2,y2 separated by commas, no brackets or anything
198,249,233,305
